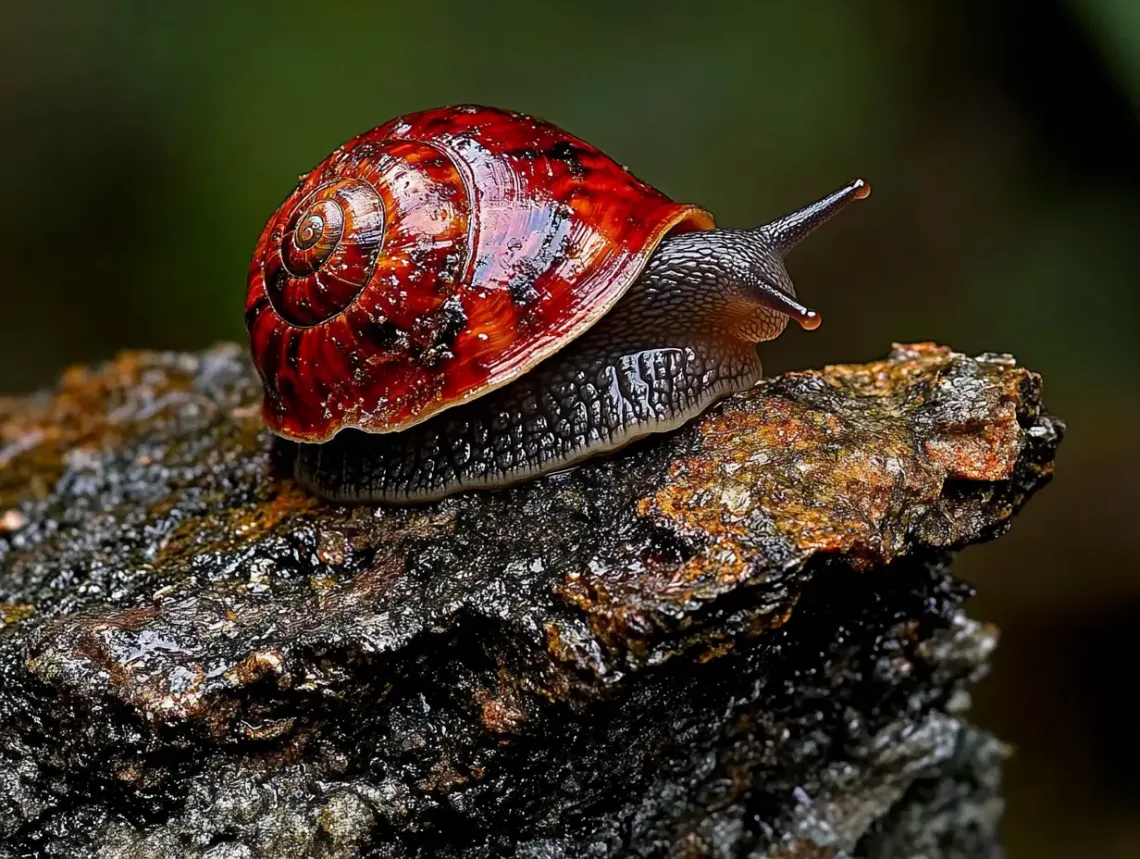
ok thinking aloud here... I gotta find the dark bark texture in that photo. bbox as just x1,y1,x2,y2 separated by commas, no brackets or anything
0,342,1063,858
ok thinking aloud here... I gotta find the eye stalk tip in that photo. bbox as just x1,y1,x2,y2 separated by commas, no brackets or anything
763,178,871,254
797,310,822,331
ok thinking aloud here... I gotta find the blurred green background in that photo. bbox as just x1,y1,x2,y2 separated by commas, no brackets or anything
2,1,1138,855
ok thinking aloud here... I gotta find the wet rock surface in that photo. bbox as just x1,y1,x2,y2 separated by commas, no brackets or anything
0,342,1062,858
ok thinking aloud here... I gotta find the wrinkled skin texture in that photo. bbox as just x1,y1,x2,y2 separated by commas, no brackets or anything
0,343,1062,858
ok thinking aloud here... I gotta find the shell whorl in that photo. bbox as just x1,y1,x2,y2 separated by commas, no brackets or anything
246,137,472,441
267,179,386,327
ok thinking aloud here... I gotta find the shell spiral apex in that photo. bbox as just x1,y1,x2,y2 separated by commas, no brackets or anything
265,178,386,326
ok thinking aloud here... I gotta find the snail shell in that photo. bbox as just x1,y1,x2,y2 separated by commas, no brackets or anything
245,105,712,444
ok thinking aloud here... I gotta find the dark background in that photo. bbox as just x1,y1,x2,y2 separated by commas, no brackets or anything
2,1,1137,855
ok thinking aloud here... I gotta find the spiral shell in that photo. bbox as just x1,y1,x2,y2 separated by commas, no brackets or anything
266,179,385,326
245,105,714,443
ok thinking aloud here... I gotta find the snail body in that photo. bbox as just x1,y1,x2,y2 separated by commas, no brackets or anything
245,105,868,503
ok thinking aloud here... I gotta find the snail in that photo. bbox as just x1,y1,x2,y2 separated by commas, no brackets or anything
245,105,869,504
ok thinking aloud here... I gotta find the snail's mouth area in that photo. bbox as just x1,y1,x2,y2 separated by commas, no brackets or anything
717,295,797,344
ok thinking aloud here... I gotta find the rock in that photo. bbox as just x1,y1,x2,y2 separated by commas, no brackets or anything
0,342,1062,858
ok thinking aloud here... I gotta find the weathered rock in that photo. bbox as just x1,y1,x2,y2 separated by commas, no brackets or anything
0,342,1061,858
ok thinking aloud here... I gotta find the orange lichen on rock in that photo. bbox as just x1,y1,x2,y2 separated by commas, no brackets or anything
0,351,207,505
640,343,1040,572
549,343,1052,669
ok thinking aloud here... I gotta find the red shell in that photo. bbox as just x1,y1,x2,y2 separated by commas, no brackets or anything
245,104,715,442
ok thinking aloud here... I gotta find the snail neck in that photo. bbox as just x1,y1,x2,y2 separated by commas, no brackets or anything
641,227,805,345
